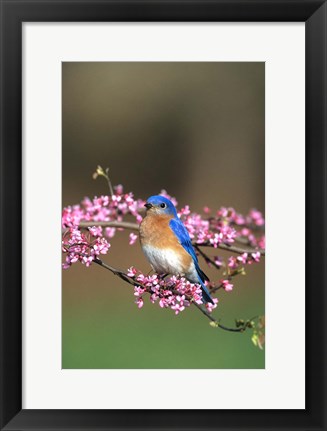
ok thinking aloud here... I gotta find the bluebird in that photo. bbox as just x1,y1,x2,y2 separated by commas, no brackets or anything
139,195,214,304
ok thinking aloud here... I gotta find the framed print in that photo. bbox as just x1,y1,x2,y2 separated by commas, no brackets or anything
0,1,326,430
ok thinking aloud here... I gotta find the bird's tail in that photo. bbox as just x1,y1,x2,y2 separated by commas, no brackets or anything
198,278,214,304
193,263,212,303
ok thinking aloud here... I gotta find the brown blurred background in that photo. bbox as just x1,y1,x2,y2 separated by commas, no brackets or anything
62,62,265,369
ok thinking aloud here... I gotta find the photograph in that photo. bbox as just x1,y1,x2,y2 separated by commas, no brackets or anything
61,61,265,369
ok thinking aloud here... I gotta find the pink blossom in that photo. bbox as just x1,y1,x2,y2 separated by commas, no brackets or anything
182,213,209,241
228,256,238,269
221,279,233,292
134,286,146,296
214,256,223,268
127,266,137,277
129,232,138,245
209,232,223,248
150,293,159,304
237,253,248,264
159,298,168,308
258,236,265,249
171,295,187,315
219,225,237,244
82,255,94,267
93,237,110,255
248,209,265,226
233,213,246,225
251,252,261,263
136,297,144,308
88,226,103,237
241,228,250,237
105,227,116,238
114,184,124,195
179,205,191,216
217,207,229,218
205,297,218,313
62,261,71,270
135,214,143,224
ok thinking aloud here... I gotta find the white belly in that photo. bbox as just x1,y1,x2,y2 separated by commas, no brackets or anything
142,244,186,275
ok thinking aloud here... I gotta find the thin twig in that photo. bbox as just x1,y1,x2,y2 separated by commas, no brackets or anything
194,244,222,271
93,165,114,196
105,168,114,197
209,267,245,294
191,301,249,332
210,282,224,294
94,258,142,287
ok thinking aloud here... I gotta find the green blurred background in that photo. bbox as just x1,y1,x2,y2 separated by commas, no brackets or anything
62,62,265,369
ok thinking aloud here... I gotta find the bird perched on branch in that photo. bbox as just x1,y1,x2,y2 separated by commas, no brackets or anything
139,195,214,304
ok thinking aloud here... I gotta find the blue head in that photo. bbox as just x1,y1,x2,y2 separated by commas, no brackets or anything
144,195,178,217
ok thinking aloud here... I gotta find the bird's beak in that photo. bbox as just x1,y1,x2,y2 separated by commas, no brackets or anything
144,203,153,210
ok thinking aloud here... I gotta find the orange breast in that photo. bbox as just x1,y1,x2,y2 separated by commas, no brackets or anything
139,214,192,269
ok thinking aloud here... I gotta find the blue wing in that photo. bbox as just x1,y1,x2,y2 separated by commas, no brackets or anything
169,217,213,303
169,218,197,261
169,218,209,283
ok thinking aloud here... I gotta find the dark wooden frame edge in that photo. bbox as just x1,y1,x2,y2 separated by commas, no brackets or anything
0,1,326,430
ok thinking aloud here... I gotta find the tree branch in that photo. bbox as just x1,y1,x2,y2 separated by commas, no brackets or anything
191,301,250,332
199,241,265,255
194,244,223,271
78,221,265,255
79,220,140,231
93,257,254,333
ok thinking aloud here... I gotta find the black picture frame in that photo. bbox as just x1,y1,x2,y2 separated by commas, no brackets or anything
0,1,326,430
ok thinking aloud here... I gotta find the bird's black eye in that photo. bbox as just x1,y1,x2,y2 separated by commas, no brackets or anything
160,203,166,208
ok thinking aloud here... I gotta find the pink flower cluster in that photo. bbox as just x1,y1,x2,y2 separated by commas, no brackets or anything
178,209,238,247
228,251,261,270
62,184,265,313
62,227,110,268
217,207,265,227
62,186,265,254
177,206,264,250
62,185,145,230
127,268,218,315
217,207,265,248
